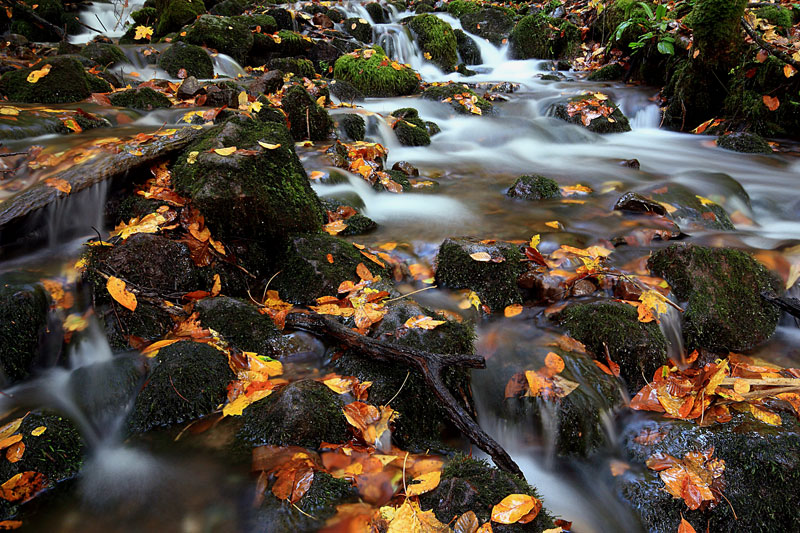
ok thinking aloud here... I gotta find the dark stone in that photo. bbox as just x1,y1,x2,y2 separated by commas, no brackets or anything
250,70,284,95
391,107,430,146
329,79,364,103
195,296,280,355
0,56,110,104
716,132,773,154
203,82,240,108
80,42,127,66
344,17,372,43
392,161,419,176
0,282,48,385
552,93,631,133
459,7,514,45
620,158,640,169
158,42,214,79
176,76,204,99
614,192,668,216
507,174,561,200
108,87,172,111
337,113,365,141
282,84,333,141
587,62,626,81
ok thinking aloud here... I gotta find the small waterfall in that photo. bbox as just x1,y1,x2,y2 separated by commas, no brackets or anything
72,0,145,43
46,180,109,249
631,104,662,130
659,305,685,364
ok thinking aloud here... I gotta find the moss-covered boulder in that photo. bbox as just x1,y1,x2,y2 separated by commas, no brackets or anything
454,28,482,65
435,237,524,312
238,380,349,448
181,14,253,63
128,341,233,433
552,93,631,133
509,13,580,60
195,296,280,355
459,7,514,46
506,174,560,200
420,456,555,532
446,0,481,18
282,84,333,142
337,113,365,141
333,46,419,97
343,16,372,43
0,282,48,385
209,0,245,16
267,57,315,78
618,412,800,533
272,233,389,304
408,14,458,72
131,7,158,25
559,302,668,394
0,56,110,104
171,116,324,243
420,83,494,115
9,0,79,41
637,182,734,231
648,244,781,352
391,107,430,146
108,87,172,110
155,0,206,37
80,42,127,66
587,62,626,81
716,131,772,154
158,41,214,79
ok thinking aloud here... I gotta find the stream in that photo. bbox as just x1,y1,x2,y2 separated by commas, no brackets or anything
2,1,800,531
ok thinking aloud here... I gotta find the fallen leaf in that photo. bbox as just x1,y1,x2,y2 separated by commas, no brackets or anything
187,151,199,164
454,511,480,533
134,25,153,40
405,470,441,496
470,252,491,262
384,500,450,532
106,276,137,311
44,178,71,194
26,64,51,83
0,472,46,503
504,304,523,317
763,95,780,111
30,427,46,437
5,442,24,463
214,146,237,156
491,494,540,525
403,315,446,330
0,520,22,530
784,64,797,78
678,517,696,533
258,141,281,149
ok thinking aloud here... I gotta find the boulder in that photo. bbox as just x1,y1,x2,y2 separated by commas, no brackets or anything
333,46,419,97
552,93,631,133
0,281,48,385
507,175,560,200
509,13,580,60
195,296,280,355
282,84,333,141
108,87,172,110
0,56,110,104
408,14,458,72
158,42,214,79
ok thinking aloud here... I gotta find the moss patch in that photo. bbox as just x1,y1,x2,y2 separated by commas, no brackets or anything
337,113,365,141
109,87,172,110
282,84,333,141
156,0,206,37
716,131,772,153
0,56,110,104
195,296,280,355
507,175,560,200
158,42,214,79
80,43,127,67
0,282,47,385
181,14,253,63
509,13,579,60
391,107,431,146
408,14,459,72
333,47,419,97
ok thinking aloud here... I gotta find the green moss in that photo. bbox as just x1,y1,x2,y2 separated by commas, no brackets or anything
0,56,110,104
131,7,158,24
339,213,377,236
587,62,626,81
506,174,560,200
81,43,127,67
391,107,430,146
272,29,313,57
509,13,580,60
267,57,315,78
559,302,668,394
455,28,482,65
756,5,793,28
446,0,480,18
171,117,324,242
553,93,631,133
420,83,494,115
209,0,245,16
182,14,253,63
128,341,234,433
344,16,373,42
333,47,419,97
435,237,524,311
233,13,278,34
10,0,76,41
408,14,459,72
158,42,214,78
648,243,781,352
156,0,206,37
109,87,172,110
338,114,365,141
0,283,47,384
195,296,279,355
365,2,386,23
282,84,333,141
460,7,514,46
716,132,772,153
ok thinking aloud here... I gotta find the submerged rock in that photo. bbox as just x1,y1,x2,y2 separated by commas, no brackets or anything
333,46,419,97
109,87,172,111
634,182,735,231
195,296,280,356
509,13,580,60
506,175,561,200
552,93,631,133
716,132,773,154
0,56,110,104
158,42,214,79
0,281,48,385
408,14,459,73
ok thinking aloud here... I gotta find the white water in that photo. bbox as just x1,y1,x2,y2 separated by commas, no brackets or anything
72,0,145,43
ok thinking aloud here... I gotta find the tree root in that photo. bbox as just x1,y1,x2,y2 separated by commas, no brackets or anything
741,18,800,71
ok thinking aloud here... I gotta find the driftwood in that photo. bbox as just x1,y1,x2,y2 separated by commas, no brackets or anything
285,312,525,478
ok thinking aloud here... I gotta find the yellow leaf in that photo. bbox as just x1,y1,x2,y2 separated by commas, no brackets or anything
316,95,326,106
467,291,482,311
470,252,491,262
223,388,274,417
44,178,71,194
656,201,677,214
639,289,668,318
134,25,154,41
187,151,199,164
106,276,137,311
406,470,441,496
529,234,540,249
258,141,281,149
385,500,450,533
750,404,781,426
0,419,24,443
26,63,51,83
545,220,560,229
250,101,263,112
214,146,237,156
593,92,608,100
695,195,716,206
0,106,20,116
238,91,249,107
504,304,523,317
30,426,46,437
211,273,221,297
403,315,446,330
109,212,167,240
141,339,180,358
491,494,540,524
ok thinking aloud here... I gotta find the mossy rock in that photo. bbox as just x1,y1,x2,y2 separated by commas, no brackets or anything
109,87,172,110
552,93,631,133
267,57,315,78
181,14,253,63
155,0,206,37
234,13,278,34
80,42,127,66
266,7,293,30
131,7,158,24
446,0,481,18
559,302,668,394
365,2,387,23
587,62,626,81
756,5,793,28
435,237,524,312
639,182,734,231
333,299,475,451
0,56,110,104
344,16,373,43
506,174,560,200
618,412,800,533
337,113,365,141
339,213,377,236
195,296,280,355
171,116,324,243
208,0,245,16
9,0,77,41
420,455,555,532
0,282,48,385
408,14,459,72
272,232,390,305
648,243,781,352
158,41,214,78
460,7,514,46
509,13,579,60
420,83,494,115
716,131,772,154
391,107,430,146
128,341,233,433
454,29,482,65
282,84,333,141
0,412,85,520
238,380,349,448
67,356,145,427
333,46,419,97
329,79,364,103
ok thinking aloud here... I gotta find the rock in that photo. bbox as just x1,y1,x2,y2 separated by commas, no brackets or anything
435,237,524,311
266,7,294,31
97,301,174,352
459,7,514,46
329,79,364,103
209,0,244,16
109,87,172,111
454,29,482,65
181,14,253,63
254,104,288,126
365,2,387,24
587,62,626,81
559,302,668,394
506,175,560,200
446,0,481,18
509,13,580,60
80,42,127,66
0,56,110,104
552,93,631,133
67,356,145,426
282,84,333,141
344,16,372,43
203,81,240,108
176,76,203,99
9,0,79,41
391,107,431,146
333,46,419,97
637,183,735,231
267,57,315,78
195,296,280,355
312,12,334,29
131,7,157,25
238,380,349,448
392,161,419,176
338,213,377,236
171,117,324,243
716,132,772,154
420,455,555,531
408,14,459,73
158,42,214,79
648,243,781,352
420,83,494,115
155,0,206,36
613,192,668,216
337,114,365,141
128,341,233,433
620,158,640,169
250,70,284,95
517,269,563,304
234,13,278,34
0,281,48,385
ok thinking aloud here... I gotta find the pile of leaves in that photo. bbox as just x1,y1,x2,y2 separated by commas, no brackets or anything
565,93,618,127
646,447,726,511
330,140,406,193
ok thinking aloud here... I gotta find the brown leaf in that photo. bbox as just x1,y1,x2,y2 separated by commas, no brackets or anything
454,511,480,533
44,178,71,194
763,95,780,111
0,472,47,502
106,276,137,311
5,442,24,464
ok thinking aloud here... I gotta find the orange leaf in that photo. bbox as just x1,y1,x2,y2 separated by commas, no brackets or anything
491,494,539,524
356,263,375,282
106,276,137,311
44,178,71,194
678,517,696,533
784,64,797,78
0,435,22,450
504,304,523,317
0,521,22,530
0,472,47,502
544,352,565,375
5,442,24,463
763,95,780,111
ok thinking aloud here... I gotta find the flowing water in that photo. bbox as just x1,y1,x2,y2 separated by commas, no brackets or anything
3,1,800,531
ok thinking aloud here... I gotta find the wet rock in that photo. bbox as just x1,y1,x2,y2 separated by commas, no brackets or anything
391,107,431,146
336,114,365,141
420,455,555,531
235,13,278,34
0,281,48,385
517,269,563,304
312,12,334,29
0,56,110,104
506,174,560,200
420,83,494,115
68,355,145,425
509,13,580,60
460,7,514,46
344,16,372,43
716,132,772,154
155,0,206,36
445,0,481,18
329,79,364,103
171,116,324,243
618,412,800,533
638,183,735,231
266,7,294,31
250,70,284,95
131,7,157,25
9,0,79,41
80,42,127,67
158,42,214,79
109,87,172,111
282,84,333,141
97,301,174,353
365,2,387,24
552,93,631,133
408,14,459,72
338,213,377,236
392,161,419,176
333,46,419,97
203,81,240,108
571,278,597,297
176,76,203,99
620,158,640,169
587,62,626,81
181,14,253,63
613,192,668,216
267,57,315,79
238,380,349,448
648,243,781,352
435,237,524,311
254,103,288,126
195,296,280,355
209,0,244,17
128,341,233,433
559,302,668,394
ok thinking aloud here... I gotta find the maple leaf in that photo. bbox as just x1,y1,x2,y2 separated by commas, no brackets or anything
134,25,154,41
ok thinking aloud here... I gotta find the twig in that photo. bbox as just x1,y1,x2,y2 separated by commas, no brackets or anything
741,17,800,70
0,152,28,158
384,285,436,303
386,371,411,407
